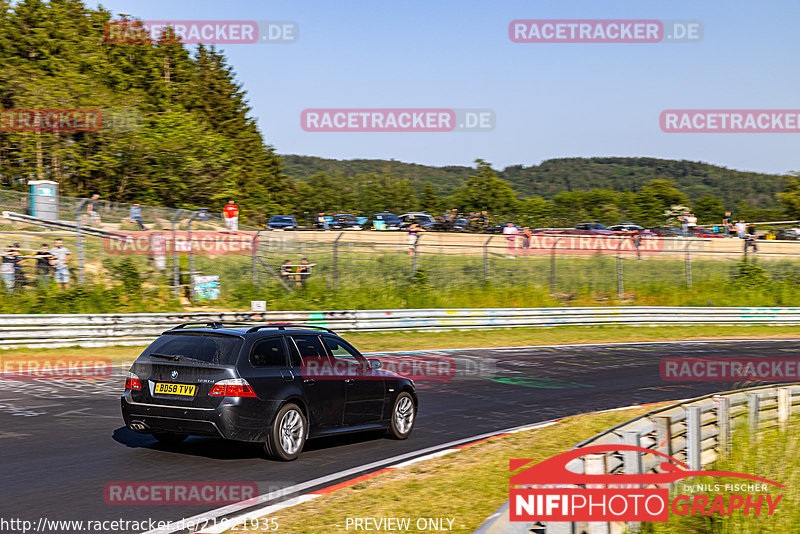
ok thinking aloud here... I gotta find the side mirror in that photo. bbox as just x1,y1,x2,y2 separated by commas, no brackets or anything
368,359,382,370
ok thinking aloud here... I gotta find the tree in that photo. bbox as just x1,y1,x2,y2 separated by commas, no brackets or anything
778,172,800,218
420,182,439,213
453,159,517,214
693,195,724,225
632,180,689,226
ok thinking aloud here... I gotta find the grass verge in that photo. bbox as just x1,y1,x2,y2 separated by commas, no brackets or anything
3,325,800,365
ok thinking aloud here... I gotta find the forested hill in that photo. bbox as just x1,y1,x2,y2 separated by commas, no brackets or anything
282,155,787,208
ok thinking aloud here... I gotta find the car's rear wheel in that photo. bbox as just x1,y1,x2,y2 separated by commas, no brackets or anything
264,403,306,461
386,392,415,440
152,432,187,445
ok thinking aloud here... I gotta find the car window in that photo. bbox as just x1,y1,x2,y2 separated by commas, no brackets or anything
322,336,365,367
250,337,288,367
139,333,243,365
290,335,328,361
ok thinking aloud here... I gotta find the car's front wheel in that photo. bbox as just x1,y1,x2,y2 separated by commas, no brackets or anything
264,403,307,461
386,392,415,440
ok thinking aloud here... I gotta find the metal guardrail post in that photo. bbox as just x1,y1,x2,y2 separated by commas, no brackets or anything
778,387,791,431
686,406,702,470
74,199,87,285
654,416,672,457
584,454,610,534
748,393,760,439
714,395,731,455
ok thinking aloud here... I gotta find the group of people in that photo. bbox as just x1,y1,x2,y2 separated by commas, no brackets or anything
1,239,72,291
280,258,314,287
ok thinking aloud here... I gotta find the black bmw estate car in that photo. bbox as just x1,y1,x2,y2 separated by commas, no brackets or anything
121,323,417,460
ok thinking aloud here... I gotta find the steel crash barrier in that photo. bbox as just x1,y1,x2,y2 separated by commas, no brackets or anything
2,307,800,349
475,383,800,534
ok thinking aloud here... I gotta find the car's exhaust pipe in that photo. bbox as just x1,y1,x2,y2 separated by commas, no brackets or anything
129,421,149,432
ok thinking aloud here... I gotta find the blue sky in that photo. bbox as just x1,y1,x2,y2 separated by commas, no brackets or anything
95,0,800,175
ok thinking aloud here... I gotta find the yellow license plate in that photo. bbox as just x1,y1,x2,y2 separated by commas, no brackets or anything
154,382,196,396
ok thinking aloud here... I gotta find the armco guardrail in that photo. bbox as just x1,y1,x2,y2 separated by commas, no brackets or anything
2,306,800,349
476,383,800,534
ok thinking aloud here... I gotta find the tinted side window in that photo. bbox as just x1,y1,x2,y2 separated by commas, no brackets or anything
322,336,365,367
290,335,327,360
250,337,287,367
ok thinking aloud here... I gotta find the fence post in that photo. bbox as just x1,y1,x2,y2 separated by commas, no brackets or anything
332,232,343,288
251,229,262,286
684,243,692,289
778,387,791,431
74,199,87,285
412,234,419,277
714,395,731,455
747,393,760,441
171,209,183,297
483,236,492,283
686,406,702,470
616,238,624,298
550,237,562,294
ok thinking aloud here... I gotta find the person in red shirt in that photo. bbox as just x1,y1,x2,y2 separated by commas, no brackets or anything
223,200,239,232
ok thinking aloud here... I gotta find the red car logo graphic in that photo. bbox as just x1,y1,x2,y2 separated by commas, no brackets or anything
510,444,785,487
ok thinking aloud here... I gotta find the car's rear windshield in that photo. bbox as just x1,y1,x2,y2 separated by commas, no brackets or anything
139,333,243,365
271,216,293,222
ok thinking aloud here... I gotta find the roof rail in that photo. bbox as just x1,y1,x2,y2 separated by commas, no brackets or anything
170,321,257,330
245,323,336,334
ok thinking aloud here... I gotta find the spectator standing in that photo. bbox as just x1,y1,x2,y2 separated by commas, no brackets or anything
317,212,330,230
735,220,747,239
223,200,239,232
521,227,533,250
407,222,423,255
129,203,146,230
280,260,293,281
87,193,101,224
1,244,21,290
722,212,733,236
632,229,643,259
50,238,72,289
680,211,689,237
686,213,698,236
503,222,519,257
34,244,54,284
296,257,312,287
744,233,758,254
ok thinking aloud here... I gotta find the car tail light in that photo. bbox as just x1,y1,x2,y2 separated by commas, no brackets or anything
125,372,142,391
209,378,257,398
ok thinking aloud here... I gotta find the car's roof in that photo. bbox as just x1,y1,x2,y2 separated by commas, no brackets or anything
163,326,338,337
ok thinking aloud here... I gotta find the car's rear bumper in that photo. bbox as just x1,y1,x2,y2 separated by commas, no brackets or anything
120,393,280,442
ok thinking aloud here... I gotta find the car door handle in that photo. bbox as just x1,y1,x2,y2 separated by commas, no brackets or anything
303,379,315,385
344,379,355,385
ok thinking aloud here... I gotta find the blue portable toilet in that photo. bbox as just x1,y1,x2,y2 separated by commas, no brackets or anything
28,180,59,221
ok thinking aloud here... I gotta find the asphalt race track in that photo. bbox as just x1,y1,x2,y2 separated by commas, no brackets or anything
1,339,797,533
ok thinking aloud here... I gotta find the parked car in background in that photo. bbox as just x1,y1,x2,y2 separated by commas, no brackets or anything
762,228,800,240
649,226,683,237
447,217,471,232
331,214,364,230
370,213,402,230
535,223,614,235
608,223,644,233
398,213,437,230
267,215,298,230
